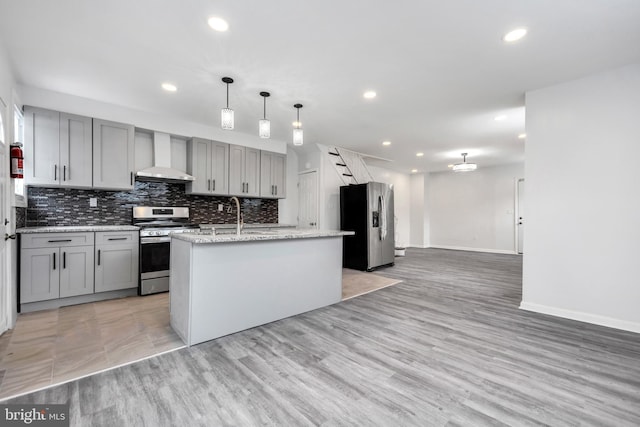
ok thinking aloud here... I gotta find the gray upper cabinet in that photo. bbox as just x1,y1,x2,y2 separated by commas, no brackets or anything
260,151,286,199
24,106,93,188
229,144,260,197
186,138,229,196
93,119,135,190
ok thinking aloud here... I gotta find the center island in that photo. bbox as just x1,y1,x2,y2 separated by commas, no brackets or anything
169,228,354,346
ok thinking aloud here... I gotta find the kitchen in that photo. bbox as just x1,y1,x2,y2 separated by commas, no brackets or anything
1,1,640,425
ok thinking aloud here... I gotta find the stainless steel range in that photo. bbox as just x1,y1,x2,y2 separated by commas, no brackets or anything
133,206,197,295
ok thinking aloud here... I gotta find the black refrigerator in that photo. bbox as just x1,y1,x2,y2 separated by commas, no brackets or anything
340,182,395,271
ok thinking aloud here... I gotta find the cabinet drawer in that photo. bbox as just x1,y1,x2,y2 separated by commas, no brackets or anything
95,231,139,245
21,233,95,249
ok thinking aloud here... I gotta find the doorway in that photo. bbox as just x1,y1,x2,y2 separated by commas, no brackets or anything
516,178,524,254
298,170,319,229
0,97,9,333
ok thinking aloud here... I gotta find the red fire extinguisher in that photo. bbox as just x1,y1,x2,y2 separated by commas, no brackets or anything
10,142,24,179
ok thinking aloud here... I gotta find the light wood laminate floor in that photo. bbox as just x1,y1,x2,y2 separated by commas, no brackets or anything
5,249,640,426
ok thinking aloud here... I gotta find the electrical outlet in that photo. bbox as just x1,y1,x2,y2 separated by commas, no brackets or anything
218,204,223,212
89,198,97,207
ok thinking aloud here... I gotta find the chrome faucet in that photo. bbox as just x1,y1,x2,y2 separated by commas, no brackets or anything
230,196,244,235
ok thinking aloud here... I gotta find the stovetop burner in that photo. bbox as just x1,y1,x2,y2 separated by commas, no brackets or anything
133,206,197,237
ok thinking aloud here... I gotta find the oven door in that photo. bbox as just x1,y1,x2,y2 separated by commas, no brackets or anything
140,236,171,294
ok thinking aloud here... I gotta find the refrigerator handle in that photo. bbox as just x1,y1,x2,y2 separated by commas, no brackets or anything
379,195,387,241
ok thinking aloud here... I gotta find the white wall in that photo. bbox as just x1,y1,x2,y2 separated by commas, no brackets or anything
409,173,430,248
522,63,640,333
428,163,524,254
368,165,411,248
18,85,287,155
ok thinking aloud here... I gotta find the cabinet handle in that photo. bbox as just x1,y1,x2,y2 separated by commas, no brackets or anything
54,164,58,181
107,237,127,241
48,239,72,243
275,185,277,195
63,165,67,181
130,172,134,185
213,179,216,191
208,179,211,191
63,252,66,269
245,183,249,193
53,252,56,270
97,250,101,266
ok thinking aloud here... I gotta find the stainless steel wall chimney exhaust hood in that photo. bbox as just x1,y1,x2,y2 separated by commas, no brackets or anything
136,132,195,183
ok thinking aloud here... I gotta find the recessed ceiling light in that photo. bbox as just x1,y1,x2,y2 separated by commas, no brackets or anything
208,16,229,32
382,141,391,146
292,121,301,127
416,152,424,157
503,28,527,43
363,91,377,99
518,133,526,139
411,169,418,173
447,164,454,168
494,115,507,121
161,83,177,92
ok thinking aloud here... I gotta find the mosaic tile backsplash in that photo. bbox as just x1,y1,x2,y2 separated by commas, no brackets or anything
24,182,278,227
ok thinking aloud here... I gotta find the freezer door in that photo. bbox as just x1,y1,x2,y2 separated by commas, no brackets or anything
367,183,382,269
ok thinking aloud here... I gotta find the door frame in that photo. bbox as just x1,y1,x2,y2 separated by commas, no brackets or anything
515,178,524,254
298,169,319,229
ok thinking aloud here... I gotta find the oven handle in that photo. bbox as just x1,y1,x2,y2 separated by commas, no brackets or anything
140,236,171,244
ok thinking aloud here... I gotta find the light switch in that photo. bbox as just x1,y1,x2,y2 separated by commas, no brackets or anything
218,204,223,212
89,198,98,207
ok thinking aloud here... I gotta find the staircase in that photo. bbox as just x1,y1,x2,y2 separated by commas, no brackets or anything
319,144,375,186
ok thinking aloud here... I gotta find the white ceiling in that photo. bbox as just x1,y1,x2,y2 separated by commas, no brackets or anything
1,0,639,172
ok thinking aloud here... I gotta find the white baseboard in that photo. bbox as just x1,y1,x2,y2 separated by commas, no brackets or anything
520,301,640,334
407,244,429,249
429,245,517,255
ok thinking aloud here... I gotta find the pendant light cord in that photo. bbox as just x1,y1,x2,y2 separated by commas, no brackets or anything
226,83,229,109
263,96,267,119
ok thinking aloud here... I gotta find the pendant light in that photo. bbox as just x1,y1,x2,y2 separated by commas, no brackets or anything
221,77,234,130
259,92,271,139
452,153,477,172
293,104,303,146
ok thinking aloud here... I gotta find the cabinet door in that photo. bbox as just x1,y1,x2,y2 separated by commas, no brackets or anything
272,153,286,198
20,248,59,303
95,243,139,292
93,119,135,190
260,151,274,197
228,144,245,196
210,141,229,195
23,107,60,186
60,113,93,188
185,138,211,195
59,246,94,298
244,147,260,197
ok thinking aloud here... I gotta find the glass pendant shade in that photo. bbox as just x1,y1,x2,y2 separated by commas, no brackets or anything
259,119,270,139
221,108,234,130
293,128,304,146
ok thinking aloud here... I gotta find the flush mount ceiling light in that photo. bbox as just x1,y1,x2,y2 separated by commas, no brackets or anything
416,152,424,157
382,141,391,146
293,104,303,146
411,169,418,173
452,153,477,172
208,16,229,32
221,77,234,130
161,82,177,92
363,91,377,99
503,28,527,42
259,92,271,139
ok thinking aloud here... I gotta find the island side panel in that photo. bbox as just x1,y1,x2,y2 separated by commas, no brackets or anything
170,238,193,345
189,236,343,346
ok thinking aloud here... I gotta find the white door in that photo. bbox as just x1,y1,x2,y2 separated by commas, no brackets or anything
517,178,525,254
298,170,318,229
0,98,9,333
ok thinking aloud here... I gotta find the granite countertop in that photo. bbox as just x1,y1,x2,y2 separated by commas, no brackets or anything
16,225,140,234
171,228,354,244
198,223,297,229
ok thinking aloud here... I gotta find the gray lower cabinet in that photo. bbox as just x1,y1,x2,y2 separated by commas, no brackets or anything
94,231,139,292
20,232,95,303
93,119,135,190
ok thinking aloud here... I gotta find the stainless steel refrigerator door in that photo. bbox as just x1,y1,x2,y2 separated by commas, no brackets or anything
380,184,395,265
367,183,383,269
